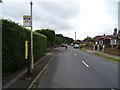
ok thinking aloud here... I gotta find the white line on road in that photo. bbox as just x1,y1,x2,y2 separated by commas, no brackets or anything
82,61,89,68
74,53,77,56
47,52,51,55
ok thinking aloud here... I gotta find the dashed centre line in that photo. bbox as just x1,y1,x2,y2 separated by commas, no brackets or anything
82,61,89,68
74,53,77,56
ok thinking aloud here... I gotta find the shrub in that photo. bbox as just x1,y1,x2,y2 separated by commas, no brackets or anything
2,19,47,75
35,29,55,48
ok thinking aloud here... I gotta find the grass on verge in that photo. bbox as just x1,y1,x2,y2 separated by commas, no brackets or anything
80,48,88,51
93,52,120,62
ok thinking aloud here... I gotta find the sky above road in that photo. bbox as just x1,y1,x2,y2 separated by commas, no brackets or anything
0,0,119,40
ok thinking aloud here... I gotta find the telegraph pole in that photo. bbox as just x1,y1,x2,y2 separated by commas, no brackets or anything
30,1,34,72
75,31,76,41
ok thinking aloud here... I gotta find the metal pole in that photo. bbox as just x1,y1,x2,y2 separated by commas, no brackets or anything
28,41,30,78
75,31,76,41
30,1,34,72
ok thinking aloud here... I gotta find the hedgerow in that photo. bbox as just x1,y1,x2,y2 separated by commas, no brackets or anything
2,19,47,75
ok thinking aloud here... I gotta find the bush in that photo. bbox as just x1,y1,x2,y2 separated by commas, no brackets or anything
35,29,55,48
2,19,47,75
81,44,86,47
117,40,120,49
33,32,47,61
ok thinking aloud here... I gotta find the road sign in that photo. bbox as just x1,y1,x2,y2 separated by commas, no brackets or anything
23,15,31,27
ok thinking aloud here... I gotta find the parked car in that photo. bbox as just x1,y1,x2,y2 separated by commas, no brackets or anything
74,44,80,48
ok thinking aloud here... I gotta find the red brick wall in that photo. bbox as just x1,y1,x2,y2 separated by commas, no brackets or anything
104,48,120,56
83,46,120,56
83,46,93,50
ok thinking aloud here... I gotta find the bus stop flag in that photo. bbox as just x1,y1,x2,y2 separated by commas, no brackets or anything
23,15,31,27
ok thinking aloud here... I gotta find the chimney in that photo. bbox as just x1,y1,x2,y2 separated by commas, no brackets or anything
103,34,105,36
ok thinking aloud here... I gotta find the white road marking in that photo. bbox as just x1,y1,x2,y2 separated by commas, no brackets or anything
47,52,50,55
82,61,89,67
74,53,77,56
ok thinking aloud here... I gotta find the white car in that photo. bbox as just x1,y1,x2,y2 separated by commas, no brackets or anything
71,43,74,46
74,44,80,48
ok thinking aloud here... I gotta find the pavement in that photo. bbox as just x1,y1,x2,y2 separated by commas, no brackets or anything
2,46,120,89
2,48,58,89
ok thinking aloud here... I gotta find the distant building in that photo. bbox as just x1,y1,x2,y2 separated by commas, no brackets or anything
93,36,103,44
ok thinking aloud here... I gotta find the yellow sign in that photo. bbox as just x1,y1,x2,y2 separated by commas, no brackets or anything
25,41,28,59
23,16,31,18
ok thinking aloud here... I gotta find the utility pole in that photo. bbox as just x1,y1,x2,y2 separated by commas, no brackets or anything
75,31,76,41
30,1,34,72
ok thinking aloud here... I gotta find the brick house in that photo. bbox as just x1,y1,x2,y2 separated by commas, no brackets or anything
93,36,103,44
98,35,112,46
110,34,120,47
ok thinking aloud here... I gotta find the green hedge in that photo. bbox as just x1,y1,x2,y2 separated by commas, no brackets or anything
35,29,55,48
2,19,47,75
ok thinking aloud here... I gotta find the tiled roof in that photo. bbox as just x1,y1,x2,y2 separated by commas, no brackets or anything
93,36,103,41
100,35,112,39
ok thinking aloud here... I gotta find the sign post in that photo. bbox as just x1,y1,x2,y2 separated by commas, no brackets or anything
23,1,34,75
30,1,34,72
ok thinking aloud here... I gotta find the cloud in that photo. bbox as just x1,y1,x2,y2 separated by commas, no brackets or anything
2,2,29,24
1,0,119,40
37,2,80,20
32,2,80,31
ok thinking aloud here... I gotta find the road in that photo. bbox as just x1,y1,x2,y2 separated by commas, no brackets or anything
36,46,118,88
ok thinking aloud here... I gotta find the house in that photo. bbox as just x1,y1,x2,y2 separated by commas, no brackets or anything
110,35,117,47
93,36,103,44
110,34,120,47
98,35,113,46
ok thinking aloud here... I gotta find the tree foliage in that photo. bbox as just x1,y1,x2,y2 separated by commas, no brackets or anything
35,29,55,47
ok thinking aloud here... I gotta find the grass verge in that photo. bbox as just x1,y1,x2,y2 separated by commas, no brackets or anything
92,52,120,62
80,48,88,51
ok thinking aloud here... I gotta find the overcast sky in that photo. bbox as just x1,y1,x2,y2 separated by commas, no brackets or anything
0,0,119,40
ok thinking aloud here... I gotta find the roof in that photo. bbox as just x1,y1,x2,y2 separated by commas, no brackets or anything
93,36,103,41
111,34,120,39
100,35,112,39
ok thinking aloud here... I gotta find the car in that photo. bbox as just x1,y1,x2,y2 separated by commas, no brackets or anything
71,43,74,46
61,44,65,47
74,44,80,48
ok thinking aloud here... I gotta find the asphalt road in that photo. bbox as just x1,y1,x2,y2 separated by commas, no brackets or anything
36,46,118,88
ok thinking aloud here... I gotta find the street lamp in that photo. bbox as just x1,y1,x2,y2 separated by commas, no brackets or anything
30,1,34,72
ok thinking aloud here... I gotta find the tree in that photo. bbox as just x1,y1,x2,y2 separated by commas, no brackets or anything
113,28,117,35
55,34,73,45
73,40,80,44
35,29,55,47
